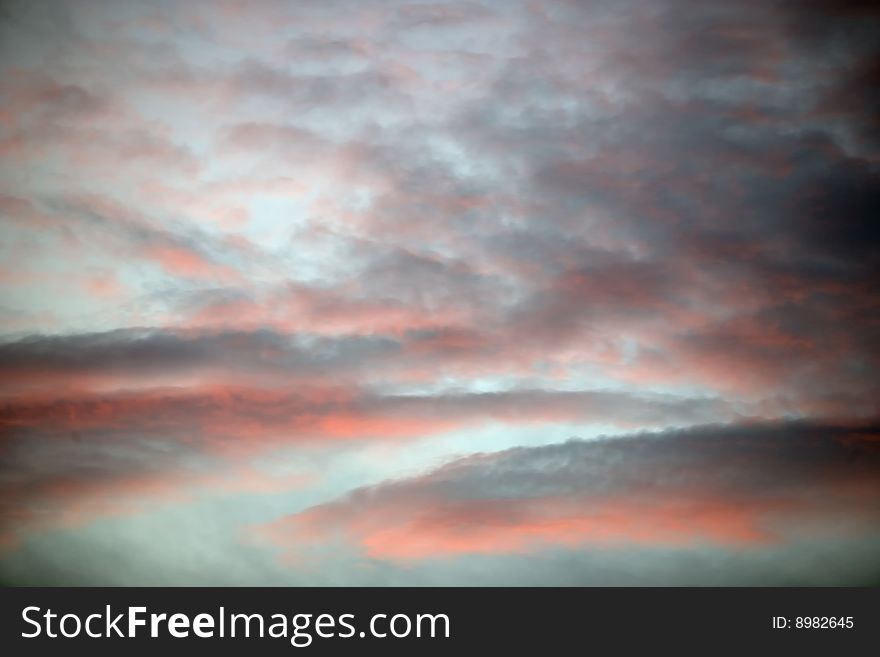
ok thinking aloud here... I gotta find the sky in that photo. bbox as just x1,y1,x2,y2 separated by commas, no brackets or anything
0,0,878,586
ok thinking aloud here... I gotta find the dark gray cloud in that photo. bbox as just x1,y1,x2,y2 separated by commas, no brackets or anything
0,328,399,382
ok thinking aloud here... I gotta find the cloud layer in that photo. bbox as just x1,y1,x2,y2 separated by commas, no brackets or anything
259,421,880,584
0,0,877,584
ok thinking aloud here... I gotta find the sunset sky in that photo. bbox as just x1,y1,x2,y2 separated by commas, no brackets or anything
1,0,878,585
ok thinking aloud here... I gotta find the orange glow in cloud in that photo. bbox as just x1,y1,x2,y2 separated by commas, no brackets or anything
180,285,475,339
262,492,800,564
0,385,468,456
85,275,127,299
143,245,241,282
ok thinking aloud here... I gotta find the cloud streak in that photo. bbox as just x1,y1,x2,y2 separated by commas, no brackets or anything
259,421,880,582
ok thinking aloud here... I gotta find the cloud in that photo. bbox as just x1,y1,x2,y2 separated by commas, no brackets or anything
259,421,880,582
0,433,311,550
0,0,877,584
1,377,733,449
